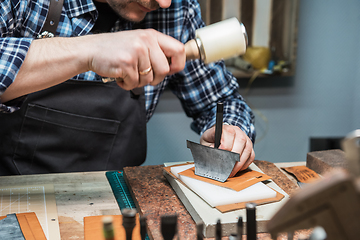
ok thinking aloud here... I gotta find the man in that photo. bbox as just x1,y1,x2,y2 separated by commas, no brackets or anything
0,0,255,176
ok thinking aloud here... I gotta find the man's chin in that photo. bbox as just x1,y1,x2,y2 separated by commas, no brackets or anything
122,12,147,23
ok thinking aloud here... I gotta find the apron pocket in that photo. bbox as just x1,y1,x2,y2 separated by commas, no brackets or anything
13,104,120,174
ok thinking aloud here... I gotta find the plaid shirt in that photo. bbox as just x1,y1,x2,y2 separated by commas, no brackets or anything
0,0,255,141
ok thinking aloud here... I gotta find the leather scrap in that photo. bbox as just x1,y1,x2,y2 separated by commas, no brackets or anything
281,166,321,183
84,214,141,240
254,160,300,196
177,165,272,191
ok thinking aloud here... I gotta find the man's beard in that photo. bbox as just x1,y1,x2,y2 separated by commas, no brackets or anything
107,0,160,22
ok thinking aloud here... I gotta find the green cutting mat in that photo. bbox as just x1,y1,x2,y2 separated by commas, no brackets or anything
106,171,150,240
106,171,136,210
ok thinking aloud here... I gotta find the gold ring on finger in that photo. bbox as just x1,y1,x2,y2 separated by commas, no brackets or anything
139,66,152,75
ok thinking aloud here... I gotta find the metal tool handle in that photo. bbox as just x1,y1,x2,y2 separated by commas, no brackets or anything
237,217,243,240
122,208,137,240
215,102,223,148
140,216,147,240
196,222,204,240
215,219,222,240
161,214,178,240
246,203,257,240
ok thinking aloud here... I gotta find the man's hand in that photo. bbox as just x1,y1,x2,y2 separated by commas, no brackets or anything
200,124,255,177
87,29,186,90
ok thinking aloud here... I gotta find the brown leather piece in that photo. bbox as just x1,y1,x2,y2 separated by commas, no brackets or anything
254,160,300,196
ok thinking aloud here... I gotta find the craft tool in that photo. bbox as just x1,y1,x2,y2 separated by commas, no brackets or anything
215,102,223,149
161,215,177,240
121,208,137,240
237,217,243,240
102,216,115,240
196,222,204,240
140,216,147,240
246,203,257,240
215,219,222,240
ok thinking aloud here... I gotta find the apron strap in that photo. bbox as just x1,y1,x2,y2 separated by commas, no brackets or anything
40,0,64,37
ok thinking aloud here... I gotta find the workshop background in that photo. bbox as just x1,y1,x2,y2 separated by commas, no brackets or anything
143,0,360,166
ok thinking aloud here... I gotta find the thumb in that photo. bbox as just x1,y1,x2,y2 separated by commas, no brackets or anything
200,126,216,146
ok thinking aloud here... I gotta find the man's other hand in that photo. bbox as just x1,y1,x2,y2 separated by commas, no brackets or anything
200,124,255,177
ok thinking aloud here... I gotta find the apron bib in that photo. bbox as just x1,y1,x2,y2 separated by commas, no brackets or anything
0,80,147,175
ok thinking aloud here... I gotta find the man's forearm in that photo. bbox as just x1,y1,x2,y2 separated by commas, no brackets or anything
1,29,185,103
1,36,90,103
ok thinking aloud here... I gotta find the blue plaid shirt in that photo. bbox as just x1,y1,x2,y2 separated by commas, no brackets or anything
0,0,255,141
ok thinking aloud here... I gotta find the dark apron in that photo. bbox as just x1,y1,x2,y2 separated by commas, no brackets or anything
0,80,147,175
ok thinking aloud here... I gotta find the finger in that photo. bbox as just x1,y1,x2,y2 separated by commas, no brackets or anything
229,161,243,178
241,147,255,171
116,68,139,90
156,33,186,74
200,126,216,146
228,139,254,177
137,49,154,87
148,45,170,85
218,125,236,151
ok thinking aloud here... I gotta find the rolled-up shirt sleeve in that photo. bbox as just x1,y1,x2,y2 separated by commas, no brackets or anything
0,37,33,113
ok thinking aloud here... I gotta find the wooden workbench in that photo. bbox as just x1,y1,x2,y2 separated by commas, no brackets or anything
0,161,307,239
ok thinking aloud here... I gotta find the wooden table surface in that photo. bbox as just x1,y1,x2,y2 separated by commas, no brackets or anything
0,162,306,240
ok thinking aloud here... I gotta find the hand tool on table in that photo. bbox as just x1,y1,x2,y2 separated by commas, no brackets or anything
140,216,147,240
227,217,244,240
237,217,243,240
196,222,204,240
246,203,257,240
214,102,223,149
121,208,137,240
215,219,222,240
161,214,178,240
187,102,240,182
102,216,115,240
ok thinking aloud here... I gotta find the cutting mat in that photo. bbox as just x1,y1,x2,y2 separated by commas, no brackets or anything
106,171,150,240
0,184,60,240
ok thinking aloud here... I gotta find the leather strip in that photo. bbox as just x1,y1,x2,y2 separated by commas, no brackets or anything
42,0,64,35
